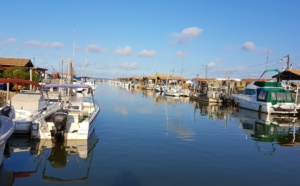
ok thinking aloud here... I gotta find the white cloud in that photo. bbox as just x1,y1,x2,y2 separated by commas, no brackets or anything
172,27,203,44
119,62,139,70
138,49,156,57
24,40,64,49
87,44,107,53
241,41,272,55
176,51,184,57
115,46,132,56
241,41,256,51
207,62,216,68
4,38,17,45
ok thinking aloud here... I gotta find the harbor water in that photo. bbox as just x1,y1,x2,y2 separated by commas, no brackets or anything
1,82,300,186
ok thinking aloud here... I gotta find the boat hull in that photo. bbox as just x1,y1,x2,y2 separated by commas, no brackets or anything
232,94,298,114
34,105,100,140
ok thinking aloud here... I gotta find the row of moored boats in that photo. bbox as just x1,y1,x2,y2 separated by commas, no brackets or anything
0,78,100,166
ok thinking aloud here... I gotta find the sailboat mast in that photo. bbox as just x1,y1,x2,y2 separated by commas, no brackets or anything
181,51,184,85
85,47,88,77
73,26,76,65
71,26,76,83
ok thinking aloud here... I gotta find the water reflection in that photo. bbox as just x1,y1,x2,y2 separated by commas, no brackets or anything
1,131,98,184
192,100,233,121
233,108,300,155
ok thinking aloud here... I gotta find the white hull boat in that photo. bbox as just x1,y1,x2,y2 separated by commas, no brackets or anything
32,84,100,140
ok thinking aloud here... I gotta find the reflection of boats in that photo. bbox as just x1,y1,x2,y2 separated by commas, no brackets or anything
193,101,230,120
164,97,196,141
0,113,15,166
2,131,98,183
232,69,299,114
234,108,300,152
42,132,98,182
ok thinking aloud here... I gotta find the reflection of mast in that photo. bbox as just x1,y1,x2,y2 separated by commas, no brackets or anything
165,99,169,136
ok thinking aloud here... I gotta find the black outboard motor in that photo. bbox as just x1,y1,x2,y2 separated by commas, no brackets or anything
51,109,68,140
1,105,12,117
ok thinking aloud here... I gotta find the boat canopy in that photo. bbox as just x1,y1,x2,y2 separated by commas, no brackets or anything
254,82,282,87
44,84,92,90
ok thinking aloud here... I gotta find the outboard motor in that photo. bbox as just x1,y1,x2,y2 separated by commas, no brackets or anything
51,109,68,140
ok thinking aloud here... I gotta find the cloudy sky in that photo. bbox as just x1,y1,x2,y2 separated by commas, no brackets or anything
1,0,300,79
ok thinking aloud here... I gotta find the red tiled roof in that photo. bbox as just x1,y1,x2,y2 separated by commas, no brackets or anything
0,57,32,66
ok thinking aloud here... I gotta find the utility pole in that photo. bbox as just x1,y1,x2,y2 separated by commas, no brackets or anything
60,56,65,80
205,65,208,79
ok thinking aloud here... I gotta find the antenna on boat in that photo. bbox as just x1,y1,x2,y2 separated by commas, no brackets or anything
264,50,269,79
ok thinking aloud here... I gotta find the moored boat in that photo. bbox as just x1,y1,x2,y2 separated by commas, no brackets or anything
232,69,299,114
32,83,100,141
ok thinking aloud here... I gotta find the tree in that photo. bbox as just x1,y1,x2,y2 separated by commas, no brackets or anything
3,66,40,82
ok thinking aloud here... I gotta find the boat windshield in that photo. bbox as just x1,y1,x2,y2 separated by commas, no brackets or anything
243,89,256,95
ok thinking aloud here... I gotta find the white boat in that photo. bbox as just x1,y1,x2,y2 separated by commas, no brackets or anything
232,69,299,114
10,92,60,133
32,83,100,140
179,88,190,97
0,78,60,134
164,86,180,97
0,113,15,166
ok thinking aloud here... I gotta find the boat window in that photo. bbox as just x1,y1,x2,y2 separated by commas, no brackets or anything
286,92,292,101
271,92,276,101
245,89,256,95
258,91,267,100
277,92,286,101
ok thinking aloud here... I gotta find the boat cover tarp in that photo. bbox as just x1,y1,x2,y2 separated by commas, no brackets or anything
44,84,92,90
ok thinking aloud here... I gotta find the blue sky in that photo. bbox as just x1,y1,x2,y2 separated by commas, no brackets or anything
1,0,300,79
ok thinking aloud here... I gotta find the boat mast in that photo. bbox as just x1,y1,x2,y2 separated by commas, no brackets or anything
85,47,88,78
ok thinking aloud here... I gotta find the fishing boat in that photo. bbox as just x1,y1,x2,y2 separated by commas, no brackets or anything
164,86,180,97
32,83,100,140
0,78,60,134
189,85,227,103
232,69,299,114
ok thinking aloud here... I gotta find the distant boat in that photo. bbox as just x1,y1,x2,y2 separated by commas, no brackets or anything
189,85,227,103
164,86,180,97
232,69,299,114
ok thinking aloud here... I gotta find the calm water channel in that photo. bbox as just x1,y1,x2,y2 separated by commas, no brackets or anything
1,82,300,186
